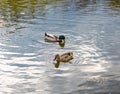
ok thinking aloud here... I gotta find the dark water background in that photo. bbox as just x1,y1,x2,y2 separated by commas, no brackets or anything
0,0,120,94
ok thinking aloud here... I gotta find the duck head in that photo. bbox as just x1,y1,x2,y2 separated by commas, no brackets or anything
59,35,65,42
53,54,60,68
58,35,65,47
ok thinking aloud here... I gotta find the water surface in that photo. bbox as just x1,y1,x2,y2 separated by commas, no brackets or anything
0,0,120,94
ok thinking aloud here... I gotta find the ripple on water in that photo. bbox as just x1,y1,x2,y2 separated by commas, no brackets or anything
0,0,120,94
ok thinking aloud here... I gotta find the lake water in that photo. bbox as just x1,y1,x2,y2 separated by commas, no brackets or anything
0,0,120,94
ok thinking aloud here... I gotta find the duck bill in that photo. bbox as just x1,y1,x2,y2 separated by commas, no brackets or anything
53,55,57,61
53,58,56,61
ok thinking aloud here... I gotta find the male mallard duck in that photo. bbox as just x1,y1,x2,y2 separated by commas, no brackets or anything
53,52,73,68
44,32,65,47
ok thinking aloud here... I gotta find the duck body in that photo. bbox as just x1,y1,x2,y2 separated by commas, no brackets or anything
54,52,73,68
45,32,59,42
44,32,66,47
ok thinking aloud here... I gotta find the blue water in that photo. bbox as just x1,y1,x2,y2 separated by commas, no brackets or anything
0,0,120,94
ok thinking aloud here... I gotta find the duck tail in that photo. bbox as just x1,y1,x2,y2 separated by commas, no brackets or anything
45,32,47,36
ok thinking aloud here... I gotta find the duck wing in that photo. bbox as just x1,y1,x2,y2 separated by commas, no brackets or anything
60,54,73,62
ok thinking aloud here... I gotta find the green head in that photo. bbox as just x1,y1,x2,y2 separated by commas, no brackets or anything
58,35,65,47
59,35,65,41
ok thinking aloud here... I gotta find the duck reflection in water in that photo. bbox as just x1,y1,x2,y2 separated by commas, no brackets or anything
53,52,73,68
44,32,66,48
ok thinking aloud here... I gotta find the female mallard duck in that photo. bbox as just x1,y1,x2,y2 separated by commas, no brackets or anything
53,52,73,68
44,32,65,47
